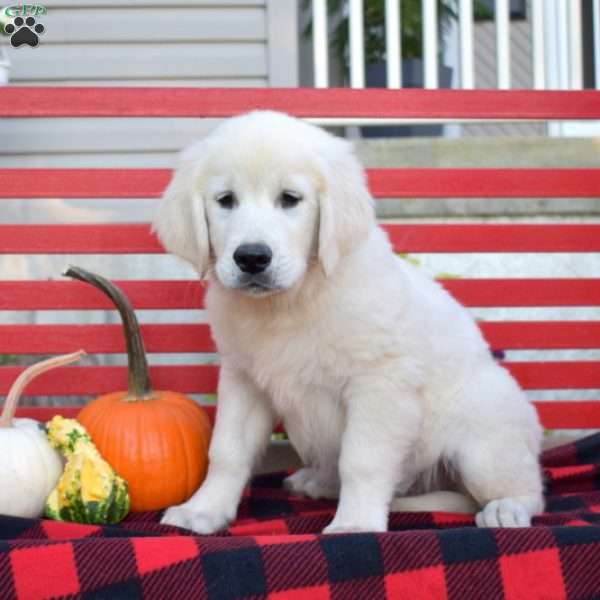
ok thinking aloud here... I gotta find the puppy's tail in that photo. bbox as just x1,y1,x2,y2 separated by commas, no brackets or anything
390,491,478,514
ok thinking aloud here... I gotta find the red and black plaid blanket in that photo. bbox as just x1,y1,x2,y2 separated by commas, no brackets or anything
1,434,600,600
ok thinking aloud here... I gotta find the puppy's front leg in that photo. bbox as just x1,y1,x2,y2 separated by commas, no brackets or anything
161,365,274,534
323,378,421,534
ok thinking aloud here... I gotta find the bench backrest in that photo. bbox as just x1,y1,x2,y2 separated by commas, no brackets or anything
1,88,599,429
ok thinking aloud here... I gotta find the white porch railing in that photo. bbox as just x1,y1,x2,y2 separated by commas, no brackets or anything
311,0,598,91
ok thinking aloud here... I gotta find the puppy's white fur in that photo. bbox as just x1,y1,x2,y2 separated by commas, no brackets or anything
155,111,544,534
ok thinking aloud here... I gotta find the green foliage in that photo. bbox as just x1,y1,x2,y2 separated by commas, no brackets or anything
304,0,493,70
342,0,455,64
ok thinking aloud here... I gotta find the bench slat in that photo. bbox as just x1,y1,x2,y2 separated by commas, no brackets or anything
15,405,216,423
13,401,600,430
2,224,600,254
0,280,207,310
479,321,600,350
0,365,219,395
0,362,598,394
385,224,600,253
2,322,599,354
0,224,163,254
1,279,598,310
508,362,600,390
534,401,600,429
0,324,214,353
442,279,600,308
368,169,600,199
2,168,600,199
1,88,599,119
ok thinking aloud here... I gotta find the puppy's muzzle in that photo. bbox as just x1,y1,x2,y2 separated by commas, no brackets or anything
233,243,273,275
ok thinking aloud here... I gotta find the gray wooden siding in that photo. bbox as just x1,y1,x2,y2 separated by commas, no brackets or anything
0,118,225,167
0,0,298,167
5,2,270,86
10,43,267,81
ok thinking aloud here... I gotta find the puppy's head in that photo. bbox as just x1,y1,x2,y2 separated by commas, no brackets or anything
153,111,374,296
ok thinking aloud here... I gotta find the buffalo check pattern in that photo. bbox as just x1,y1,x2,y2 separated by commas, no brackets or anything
1,435,600,599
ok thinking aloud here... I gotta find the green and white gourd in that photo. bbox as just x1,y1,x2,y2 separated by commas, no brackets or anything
45,415,130,525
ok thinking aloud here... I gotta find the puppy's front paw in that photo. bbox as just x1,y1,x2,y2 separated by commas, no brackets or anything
322,517,387,535
323,523,368,535
323,521,386,535
161,503,231,534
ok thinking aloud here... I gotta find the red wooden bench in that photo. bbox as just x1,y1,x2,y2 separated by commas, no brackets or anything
1,87,599,432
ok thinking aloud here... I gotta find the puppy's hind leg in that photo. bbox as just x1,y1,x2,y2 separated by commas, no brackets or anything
449,363,544,528
455,436,544,528
282,393,344,501
284,467,340,500
391,491,478,514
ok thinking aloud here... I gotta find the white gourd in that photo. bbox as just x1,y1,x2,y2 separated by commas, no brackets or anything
0,351,85,518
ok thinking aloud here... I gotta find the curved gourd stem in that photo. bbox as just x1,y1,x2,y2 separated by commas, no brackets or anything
0,350,86,428
63,266,154,401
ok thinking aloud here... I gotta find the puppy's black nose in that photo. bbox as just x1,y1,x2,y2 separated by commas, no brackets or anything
233,243,273,274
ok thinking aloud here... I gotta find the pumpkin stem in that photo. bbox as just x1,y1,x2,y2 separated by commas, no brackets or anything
63,266,154,400
0,350,86,428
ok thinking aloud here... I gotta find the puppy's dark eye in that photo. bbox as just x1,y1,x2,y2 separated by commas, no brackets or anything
216,192,235,209
280,191,302,209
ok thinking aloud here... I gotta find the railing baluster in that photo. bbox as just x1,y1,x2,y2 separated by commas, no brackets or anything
496,0,511,89
459,0,474,89
423,0,438,89
594,0,600,89
531,0,545,89
385,0,402,88
349,0,366,88
312,0,329,88
554,0,569,90
568,0,583,90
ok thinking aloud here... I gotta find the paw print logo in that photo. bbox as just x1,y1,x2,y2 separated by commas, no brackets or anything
5,16,45,48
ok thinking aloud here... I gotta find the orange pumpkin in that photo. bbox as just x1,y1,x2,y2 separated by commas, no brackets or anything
65,266,212,512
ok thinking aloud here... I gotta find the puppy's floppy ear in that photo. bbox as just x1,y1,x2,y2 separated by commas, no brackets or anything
317,139,375,276
152,142,210,277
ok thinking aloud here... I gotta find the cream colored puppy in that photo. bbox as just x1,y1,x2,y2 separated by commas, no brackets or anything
154,111,543,534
